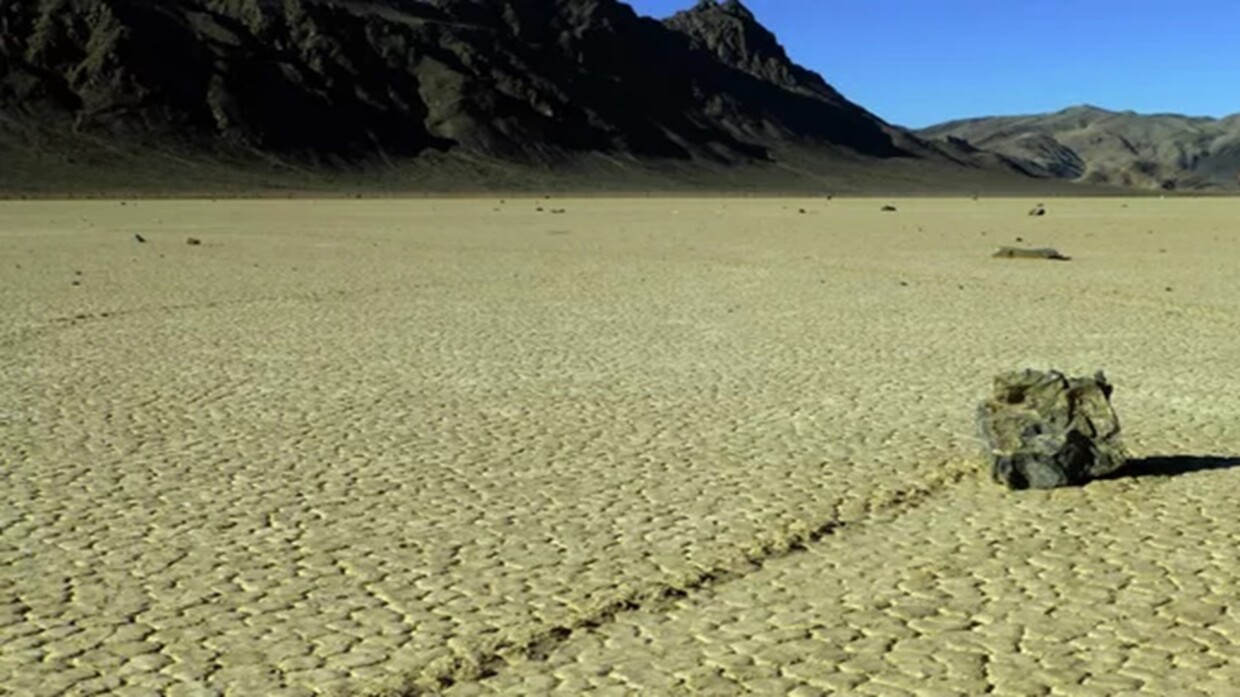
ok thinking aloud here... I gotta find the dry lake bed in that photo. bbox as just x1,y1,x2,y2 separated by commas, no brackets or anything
2,197,1239,696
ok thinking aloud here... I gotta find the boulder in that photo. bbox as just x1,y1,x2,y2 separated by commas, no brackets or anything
977,369,1129,489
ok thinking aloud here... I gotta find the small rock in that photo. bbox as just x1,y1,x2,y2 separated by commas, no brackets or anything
1028,204,1046,216
880,205,897,212
992,246,1071,261
134,234,146,243
977,369,1129,489
186,237,202,246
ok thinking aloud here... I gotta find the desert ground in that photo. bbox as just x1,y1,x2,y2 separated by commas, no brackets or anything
2,196,1239,696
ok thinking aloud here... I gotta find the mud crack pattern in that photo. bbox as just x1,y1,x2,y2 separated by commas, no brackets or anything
2,198,1238,696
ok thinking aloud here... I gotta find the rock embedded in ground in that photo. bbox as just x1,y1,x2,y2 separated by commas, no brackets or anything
977,369,1129,489
1029,204,1047,216
992,246,1070,260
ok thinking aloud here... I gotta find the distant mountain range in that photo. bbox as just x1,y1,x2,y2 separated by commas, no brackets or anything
919,105,1240,191
0,0,1233,194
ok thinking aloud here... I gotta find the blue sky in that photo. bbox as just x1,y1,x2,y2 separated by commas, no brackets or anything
627,0,1240,128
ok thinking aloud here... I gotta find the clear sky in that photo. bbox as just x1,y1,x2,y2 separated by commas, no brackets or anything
627,0,1240,128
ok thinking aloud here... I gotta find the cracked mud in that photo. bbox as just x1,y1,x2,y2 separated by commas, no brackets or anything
2,198,1238,696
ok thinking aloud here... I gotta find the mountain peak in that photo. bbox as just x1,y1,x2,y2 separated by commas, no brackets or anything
1059,104,1114,116
665,0,837,99
688,0,756,19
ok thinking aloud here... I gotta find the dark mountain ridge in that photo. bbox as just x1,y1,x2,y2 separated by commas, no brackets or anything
0,0,1078,193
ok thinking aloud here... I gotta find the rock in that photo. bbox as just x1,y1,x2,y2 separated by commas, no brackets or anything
977,369,1129,489
134,233,146,243
880,205,897,212
992,246,1070,260
1028,204,1047,216
186,237,202,246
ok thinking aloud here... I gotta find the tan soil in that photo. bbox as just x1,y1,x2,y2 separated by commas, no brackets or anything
2,197,1237,696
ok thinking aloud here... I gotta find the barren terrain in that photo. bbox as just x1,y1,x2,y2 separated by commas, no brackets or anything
2,197,1238,696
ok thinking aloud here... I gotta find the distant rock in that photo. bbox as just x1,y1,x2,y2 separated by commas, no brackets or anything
992,246,1070,260
977,369,1129,489
880,205,898,212
186,237,202,246
1028,203,1046,216
134,233,146,243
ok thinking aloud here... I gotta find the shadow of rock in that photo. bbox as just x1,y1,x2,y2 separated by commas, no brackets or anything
1107,455,1240,480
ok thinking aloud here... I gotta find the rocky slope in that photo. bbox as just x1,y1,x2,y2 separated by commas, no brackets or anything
919,105,1240,191
0,0,1062,193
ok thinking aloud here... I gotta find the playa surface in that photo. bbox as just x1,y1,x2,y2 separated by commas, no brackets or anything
2,197,1238,696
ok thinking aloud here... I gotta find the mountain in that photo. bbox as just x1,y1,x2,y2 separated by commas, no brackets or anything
0,0,1060,195
918,105,1240,191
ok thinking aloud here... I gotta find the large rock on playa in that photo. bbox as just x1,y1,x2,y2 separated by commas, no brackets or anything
977,369,1129,489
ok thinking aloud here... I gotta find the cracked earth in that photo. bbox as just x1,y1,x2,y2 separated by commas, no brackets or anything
2,197,1238,696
